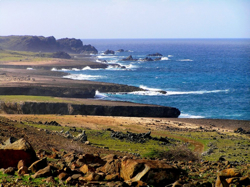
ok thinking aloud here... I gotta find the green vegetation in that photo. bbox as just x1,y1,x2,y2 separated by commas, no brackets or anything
0,95,79,104
0,49,53,62
23,122,183,159
171,131,250,162
0,171,59,186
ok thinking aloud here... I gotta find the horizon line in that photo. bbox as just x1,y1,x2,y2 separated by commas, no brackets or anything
80,38,250,40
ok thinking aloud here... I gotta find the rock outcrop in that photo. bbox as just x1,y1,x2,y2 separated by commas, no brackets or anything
0,86,95,98
122,55,137,61
104,49,115,55
140,57,154,62
117,49,124,52
0,35,98,54
147,53,163,56
0,101,181,118
50,51,71,59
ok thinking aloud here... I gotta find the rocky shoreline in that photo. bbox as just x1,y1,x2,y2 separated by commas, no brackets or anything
0,51,181,117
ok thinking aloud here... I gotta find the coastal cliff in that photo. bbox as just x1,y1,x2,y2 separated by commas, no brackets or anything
0,35,98,54
0,101,181,118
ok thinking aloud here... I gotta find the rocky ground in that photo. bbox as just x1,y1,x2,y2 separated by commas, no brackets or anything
0,115,250,186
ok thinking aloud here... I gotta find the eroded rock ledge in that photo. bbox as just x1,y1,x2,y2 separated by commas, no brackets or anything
0,101,181,118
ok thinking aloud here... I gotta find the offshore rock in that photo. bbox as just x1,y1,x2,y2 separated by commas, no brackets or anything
104,49,115,55
140,57,154,62
122,55,137,61
147,53,163,56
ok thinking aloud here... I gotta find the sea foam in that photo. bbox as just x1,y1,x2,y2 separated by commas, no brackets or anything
179,113,205,118
94,90,107,99
178,59,193,62
63,74,105,80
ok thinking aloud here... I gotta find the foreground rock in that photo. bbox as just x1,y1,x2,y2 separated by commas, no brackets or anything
120,158,180,185
0,136,250,186
0,138,38,168
0,138,180,186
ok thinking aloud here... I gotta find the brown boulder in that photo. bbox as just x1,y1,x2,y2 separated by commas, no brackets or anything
99,158,121,175
28,157,47,173
105,173,120,181
58,172,68,180
215,168,242,187
79,164,96,174
17,160,26,170
120,158,180,186
4,167,15,175
0,138,37,168
79,172,102,181
17,166,28,175
31,165,52,178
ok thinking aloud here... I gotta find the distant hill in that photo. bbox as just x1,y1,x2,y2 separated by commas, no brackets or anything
0,35,98,54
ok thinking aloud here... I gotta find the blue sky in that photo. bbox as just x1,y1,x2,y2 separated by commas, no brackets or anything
0,0,249,39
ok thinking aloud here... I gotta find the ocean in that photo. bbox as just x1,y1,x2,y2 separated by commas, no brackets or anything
62,39,250,120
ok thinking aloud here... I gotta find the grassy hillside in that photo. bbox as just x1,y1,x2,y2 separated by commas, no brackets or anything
0,50,52,62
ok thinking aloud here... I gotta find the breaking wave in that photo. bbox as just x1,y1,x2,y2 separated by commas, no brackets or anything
178,59,193,62
179,113,205,118
63,74,105,80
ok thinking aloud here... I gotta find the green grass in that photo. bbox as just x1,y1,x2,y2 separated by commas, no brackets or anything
171,131,250,162
0,95,79,104
24,122,178,158
0,171,58,186
0,50,53,62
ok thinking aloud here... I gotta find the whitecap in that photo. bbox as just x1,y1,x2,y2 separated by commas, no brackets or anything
139,85,162,91
179,113,205,118
82,66,92,70
72,68,80,71
161,57,169,61
63,74,105,80
178,59,193,62
128,91,165,96
168,55,173,57
97,55,117,59
94,90,107,99
26,67,34,70
51,68,57,71
166,89,229,95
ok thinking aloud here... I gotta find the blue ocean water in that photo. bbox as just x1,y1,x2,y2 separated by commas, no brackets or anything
63,39,250,120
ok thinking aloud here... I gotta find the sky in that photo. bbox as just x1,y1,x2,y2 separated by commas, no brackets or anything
0,0,249,39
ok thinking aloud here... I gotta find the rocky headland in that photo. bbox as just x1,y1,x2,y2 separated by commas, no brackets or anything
0,35,98,54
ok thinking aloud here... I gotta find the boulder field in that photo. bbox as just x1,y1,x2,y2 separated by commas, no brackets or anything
1,137,249,186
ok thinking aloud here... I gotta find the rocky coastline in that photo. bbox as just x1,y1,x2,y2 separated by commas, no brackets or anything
0,37,181,118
